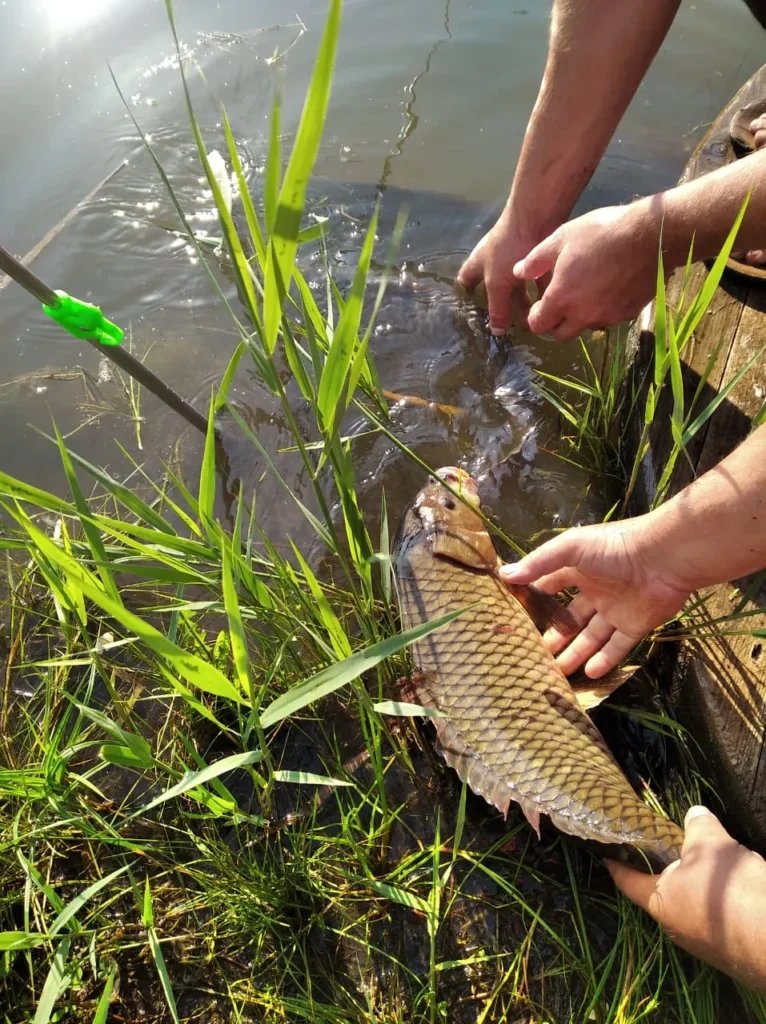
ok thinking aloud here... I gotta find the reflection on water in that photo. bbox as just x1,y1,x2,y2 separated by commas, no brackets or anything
0,0,763,548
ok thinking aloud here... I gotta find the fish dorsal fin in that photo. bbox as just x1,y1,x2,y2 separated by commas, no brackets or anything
429,523,498,571
503,581,580,639
568,665,640,710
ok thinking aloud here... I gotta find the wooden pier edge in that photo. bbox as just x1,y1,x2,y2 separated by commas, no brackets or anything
624,64,766,848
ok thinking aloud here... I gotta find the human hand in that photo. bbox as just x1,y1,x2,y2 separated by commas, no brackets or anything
499,518,690,678
512,200,663,341
457,211,541,336
607,806,766,990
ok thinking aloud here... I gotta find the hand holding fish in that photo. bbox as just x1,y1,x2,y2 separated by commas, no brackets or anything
457,211,535,335
503,424,766,678
499,517,691,679
607,806,766,990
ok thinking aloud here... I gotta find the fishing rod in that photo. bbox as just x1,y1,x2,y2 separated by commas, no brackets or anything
0,245,213,438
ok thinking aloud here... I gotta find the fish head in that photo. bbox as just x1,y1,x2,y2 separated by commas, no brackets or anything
401,466,499,571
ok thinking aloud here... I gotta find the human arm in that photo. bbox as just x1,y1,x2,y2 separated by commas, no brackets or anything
499,424,766,677
607,806,766,990
513,144,766,341
457,0,681,334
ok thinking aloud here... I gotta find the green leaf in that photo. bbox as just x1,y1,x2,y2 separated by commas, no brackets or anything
48,863,133,939
100,744,152,769
76,704,152,765
221,541,252,699
359,878,430,915
373,700,446,719
0,931,45,951
681,344,766,446
91,968,116,1024
260,604,474,729
33,937,71,1024
291,542,352,659
264,88,282,236
53,423,121,604
272,770,353,787
11,509,244,705
262,0,341,354
675,193,751,347
317,206,379,437
131,750,262,820
198,393,218,538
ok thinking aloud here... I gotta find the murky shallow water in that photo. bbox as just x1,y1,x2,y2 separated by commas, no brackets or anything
0,0,764,544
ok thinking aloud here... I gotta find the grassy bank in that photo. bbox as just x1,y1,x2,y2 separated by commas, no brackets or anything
1,2,765,1022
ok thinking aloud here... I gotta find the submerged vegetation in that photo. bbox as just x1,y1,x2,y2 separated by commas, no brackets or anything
1,2,765,1022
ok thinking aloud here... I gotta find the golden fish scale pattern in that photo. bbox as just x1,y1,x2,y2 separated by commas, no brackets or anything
398,542,683,861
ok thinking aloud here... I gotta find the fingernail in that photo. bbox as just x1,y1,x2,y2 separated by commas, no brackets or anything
685,805,712,825
499,563,521,578
512,260,525,276
491,326,508,337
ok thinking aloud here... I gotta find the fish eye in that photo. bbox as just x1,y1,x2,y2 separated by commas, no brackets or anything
440,496,456,510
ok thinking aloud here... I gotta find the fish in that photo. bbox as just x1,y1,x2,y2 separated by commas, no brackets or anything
393,467,684,871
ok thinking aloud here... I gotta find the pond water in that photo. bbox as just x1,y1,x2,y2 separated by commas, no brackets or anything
0,0,763,545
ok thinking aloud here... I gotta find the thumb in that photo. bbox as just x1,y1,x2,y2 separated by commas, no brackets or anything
513,236,558,281
682,806,732,852
499,529,586,585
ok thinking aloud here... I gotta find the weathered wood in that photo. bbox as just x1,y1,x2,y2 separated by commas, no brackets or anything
626,64,766,847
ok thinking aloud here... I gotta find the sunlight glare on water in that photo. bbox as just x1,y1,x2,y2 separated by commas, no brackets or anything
37,0,122,34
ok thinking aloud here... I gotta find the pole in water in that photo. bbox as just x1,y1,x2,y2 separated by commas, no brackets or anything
0,245,213,438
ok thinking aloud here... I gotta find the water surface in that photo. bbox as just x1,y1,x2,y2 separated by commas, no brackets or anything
0,0,763,542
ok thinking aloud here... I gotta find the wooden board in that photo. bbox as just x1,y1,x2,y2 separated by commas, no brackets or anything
626,64,766,848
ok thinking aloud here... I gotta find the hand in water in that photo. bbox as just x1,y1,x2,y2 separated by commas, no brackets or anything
499,518,690,678
512,202,661,341
457,212,537,335
607,807,766,990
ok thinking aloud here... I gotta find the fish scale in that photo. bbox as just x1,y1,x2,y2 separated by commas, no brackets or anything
395,472,684,870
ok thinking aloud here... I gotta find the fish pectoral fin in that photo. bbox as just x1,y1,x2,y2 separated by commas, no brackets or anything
519,799,541,840
569,665,641,710
503,581,580,639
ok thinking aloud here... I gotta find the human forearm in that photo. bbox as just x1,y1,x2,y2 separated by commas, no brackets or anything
636,147,766,267
506,0,681,243
641,424,766,589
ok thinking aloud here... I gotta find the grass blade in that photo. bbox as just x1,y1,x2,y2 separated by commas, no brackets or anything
131,749,263,819
260,604,475,729
33,937,71,1024
48,864,133,939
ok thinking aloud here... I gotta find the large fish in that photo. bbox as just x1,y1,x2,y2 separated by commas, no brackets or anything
394,467,683,870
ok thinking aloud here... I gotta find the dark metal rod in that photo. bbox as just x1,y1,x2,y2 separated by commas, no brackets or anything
0,245,212,437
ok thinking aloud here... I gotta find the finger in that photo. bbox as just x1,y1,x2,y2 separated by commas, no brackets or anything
457,252,483,290
513,238,557,282
755,128,766,150
543,595,595,654
749,115,766,133
485,275,514,336
682,806,732,852
549,316,584,343
555,613,615,676
529,567,583,595
604,858,661,913
527,296,567,337
499,529,589,585
583,630,639,679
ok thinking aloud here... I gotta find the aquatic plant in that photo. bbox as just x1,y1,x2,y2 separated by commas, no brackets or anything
0,2,762,1023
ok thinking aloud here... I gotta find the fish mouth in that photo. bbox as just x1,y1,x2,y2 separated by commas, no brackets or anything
432,466,481,507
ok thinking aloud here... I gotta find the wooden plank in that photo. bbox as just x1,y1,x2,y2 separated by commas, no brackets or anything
625,64,766,847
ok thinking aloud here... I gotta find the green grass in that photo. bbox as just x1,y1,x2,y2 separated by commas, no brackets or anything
0,1,763,1022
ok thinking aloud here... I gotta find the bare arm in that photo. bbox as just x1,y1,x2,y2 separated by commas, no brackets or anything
458,0,681,334
507,0,682,244
645,421,766,590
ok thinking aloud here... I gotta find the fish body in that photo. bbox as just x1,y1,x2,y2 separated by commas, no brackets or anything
394,468,683,870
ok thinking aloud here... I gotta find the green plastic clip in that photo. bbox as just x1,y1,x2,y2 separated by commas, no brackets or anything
42,290,124,347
